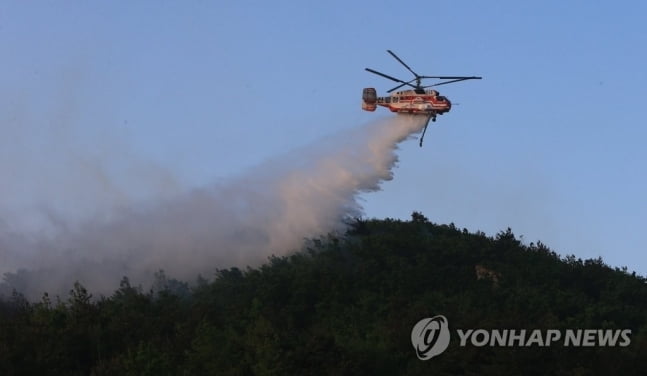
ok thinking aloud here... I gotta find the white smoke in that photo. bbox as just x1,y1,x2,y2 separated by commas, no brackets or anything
1,116,427,298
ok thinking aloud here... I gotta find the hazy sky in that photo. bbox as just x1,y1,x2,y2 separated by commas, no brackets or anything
1,1,646,275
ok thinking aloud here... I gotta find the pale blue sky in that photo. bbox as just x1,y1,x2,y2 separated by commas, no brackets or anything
1,2,646,273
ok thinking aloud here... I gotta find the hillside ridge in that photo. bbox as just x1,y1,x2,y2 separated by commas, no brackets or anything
1,212,646,374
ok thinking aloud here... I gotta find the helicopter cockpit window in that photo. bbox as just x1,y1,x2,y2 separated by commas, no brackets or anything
437,96,446,102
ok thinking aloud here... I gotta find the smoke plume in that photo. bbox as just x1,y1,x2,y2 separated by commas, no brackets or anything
1,116,426,299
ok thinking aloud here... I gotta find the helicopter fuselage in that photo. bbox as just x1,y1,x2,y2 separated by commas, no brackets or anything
362,88,451,117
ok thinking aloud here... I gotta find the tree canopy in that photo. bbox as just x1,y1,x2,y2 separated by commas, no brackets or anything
1,213,646,374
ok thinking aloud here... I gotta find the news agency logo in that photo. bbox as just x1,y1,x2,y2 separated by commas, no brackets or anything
411,315,632,361
410,315,451,360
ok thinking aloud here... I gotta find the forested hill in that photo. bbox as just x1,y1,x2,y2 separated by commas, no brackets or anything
1,212,646,374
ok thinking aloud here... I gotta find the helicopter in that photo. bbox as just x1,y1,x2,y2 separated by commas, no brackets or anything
363,50,481,146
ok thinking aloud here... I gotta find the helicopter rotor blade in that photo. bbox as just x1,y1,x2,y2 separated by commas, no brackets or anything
388,82,408,93
420,76,482,80
387,79,418,93
366,68,418,91
387,50,419,78
365,68,409,84
423,77,482,87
